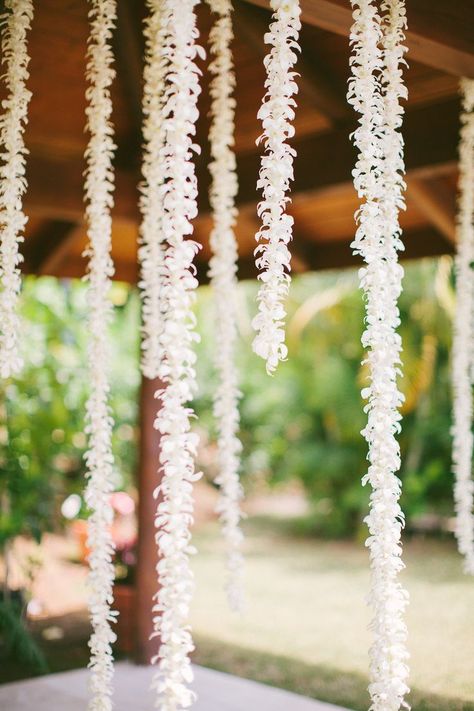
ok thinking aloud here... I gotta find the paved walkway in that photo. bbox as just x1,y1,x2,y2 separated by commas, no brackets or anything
0,662,351,711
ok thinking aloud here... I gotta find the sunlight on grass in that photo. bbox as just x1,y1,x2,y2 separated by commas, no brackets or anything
190,519,474,710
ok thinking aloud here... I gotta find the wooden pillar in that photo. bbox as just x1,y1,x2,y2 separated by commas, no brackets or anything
135,374,162,665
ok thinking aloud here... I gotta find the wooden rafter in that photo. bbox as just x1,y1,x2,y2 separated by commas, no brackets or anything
408,177,457,244
24,156,139,223
113,0,144,170
22,98,459,225
226,226,454,278
48,225,453,284
234,2,350,125
23,220,78,275
242,0,474,79
200,97,460,213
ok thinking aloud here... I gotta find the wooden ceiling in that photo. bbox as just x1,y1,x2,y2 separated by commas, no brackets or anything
11,0,474,282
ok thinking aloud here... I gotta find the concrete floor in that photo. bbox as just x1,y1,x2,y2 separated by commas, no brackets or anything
0,662,351,711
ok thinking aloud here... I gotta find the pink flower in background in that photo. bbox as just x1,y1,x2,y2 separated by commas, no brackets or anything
110,491,135,517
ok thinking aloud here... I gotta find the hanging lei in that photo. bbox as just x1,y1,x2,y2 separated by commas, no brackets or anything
206,0,244,612
348,1,410,709
0,0,33,378
252,0,301,375
452,78,474,574
147,2,203,709
139,0,168,379
83,1,117,710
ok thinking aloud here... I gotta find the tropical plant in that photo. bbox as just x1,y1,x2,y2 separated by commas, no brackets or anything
0,258,459,547
0,277,140,552
195,257,455,537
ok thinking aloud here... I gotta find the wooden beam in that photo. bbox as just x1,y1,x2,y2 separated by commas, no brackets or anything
234,2,350,124
24,155,139,223
294,227,455,272
22,100,459,227
198,97,460,213
43,225,453,283
408,177,457,244
242,0,474,78
196,226,455,282
114,0,144,170
23,220,78,275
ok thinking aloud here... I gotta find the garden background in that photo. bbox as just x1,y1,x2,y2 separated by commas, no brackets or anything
1,256,473,711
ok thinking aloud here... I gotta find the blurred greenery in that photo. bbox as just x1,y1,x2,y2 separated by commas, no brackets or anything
195,256,455,538
0,277,140,551
0,256,458,550
0,596,46,674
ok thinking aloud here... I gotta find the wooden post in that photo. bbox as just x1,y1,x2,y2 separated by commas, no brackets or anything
135,374,162,664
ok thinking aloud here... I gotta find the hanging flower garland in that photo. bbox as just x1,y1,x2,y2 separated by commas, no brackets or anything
452,78,474,575
252,0,301,375
83,1,117,709
0,0,33,379
139,1,168,379
206,0,244,612
348,1,409,710
147,2,203,709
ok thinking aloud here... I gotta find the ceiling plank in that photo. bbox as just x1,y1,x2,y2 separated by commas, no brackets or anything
234,2,350,124
202,226,454,281
113,0,144,169
23,99,459,225
199,97,460,213
24,155,139,223
42,225,453,284
408,177,457,244
242,0,474,79
23,220,78,275
292,227,454,272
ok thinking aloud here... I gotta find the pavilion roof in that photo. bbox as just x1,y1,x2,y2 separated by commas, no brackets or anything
11,0,473,282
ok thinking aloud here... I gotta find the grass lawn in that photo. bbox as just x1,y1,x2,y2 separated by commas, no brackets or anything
191,517,474,711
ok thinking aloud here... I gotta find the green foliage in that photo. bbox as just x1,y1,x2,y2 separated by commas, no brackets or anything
195,258,455,537
0,597,47,673
0,277,140,549
0,258,458,545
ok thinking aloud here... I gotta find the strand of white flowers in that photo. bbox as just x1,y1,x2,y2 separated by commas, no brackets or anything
206,0,244,613
150,3,203,709
348,2,409,710
252,0,301,375
452,78,474,575
139,0,168,379
83,2,117,710
0,0,33,378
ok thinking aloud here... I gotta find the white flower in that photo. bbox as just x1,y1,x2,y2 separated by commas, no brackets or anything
348,2,409,710
139,3,168,379
82,2,117,710
252,0,301,375
206,0,244,612
452,78,474,575
144,2,203,709
0,0,33,379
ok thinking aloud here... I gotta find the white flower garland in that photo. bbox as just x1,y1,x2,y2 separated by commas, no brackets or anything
139,1,168,379
148,3,203,709
0,0,33,379
206,0,244,612
83,2,117,710
252,0,301,374
348,2,409,710
452,78,474,575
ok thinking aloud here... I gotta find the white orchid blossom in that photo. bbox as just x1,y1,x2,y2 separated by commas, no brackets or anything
252,0,301,374
452,78,474,574
0,0,33,378
83,1,117,710
348,2,410,709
